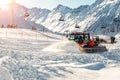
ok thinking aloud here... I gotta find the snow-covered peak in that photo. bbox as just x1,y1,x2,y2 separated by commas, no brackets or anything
72,5,89,13
30,7,51,13
38,0,120,35
5,0,120,36
53,4,72,13
93,0,105,5
92,0,118,6
78,0,120,35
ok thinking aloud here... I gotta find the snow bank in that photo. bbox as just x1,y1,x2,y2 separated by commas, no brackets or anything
98,67,120,80
42,41,80,53
94,35,110,40
0,56,48,80
0,67,13,80
82,62,105,70
0,28,120,80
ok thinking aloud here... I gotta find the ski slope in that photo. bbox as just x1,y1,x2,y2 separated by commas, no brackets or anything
0,28,63,40
0,28,120,80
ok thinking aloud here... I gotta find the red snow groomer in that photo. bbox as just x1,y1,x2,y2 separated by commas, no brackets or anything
67,32,107,53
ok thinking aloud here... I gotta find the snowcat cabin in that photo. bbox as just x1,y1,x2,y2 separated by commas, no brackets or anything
67,32,107,53
67,32,90,44
74,32,84,43
67,32,79,41
73,32,90,43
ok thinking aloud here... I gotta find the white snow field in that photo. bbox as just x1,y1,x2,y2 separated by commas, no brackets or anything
0,28,120,80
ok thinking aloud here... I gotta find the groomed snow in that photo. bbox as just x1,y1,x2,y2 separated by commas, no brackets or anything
0,66,13,80
0,28,120,80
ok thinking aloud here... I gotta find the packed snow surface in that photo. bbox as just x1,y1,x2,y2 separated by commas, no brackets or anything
0,28,120,80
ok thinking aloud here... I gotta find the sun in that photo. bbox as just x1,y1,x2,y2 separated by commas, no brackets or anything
0,0,9,10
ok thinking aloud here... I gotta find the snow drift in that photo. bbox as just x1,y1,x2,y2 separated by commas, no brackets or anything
0,29,120,80
43,41,80,53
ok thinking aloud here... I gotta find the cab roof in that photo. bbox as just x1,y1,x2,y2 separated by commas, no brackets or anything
70,32,89,35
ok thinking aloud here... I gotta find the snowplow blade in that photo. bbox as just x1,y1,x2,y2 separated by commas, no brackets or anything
78,46,107,53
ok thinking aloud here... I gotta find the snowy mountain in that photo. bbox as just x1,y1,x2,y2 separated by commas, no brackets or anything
26,4,90,33
72,5,89,13
40,4,73,32
48,0,119,34
79,0,120,35
52,4,72,14
1,0,120,35
24,0,120,36
25,4,89,33
38,4,89,33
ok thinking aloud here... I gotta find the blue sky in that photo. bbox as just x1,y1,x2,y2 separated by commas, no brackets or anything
16,0,96,10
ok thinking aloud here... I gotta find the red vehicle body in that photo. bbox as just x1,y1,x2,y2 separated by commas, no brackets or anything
67,32,107,53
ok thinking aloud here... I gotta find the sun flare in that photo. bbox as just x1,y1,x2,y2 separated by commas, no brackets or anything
0,0,9,10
